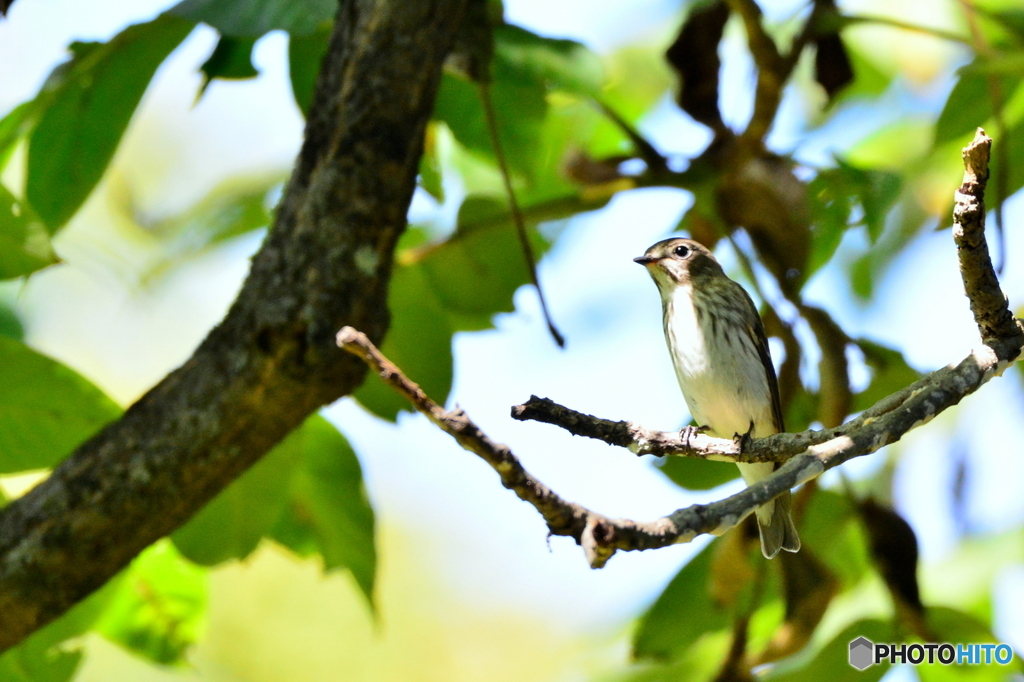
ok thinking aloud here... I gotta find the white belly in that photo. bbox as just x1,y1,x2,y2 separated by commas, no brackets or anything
662,284,776,440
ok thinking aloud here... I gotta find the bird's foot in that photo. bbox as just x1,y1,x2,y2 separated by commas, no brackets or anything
680,424,709,448
733,421,756,451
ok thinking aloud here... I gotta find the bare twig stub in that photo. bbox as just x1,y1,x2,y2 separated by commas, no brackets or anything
339,130,1024,570
953,129,1024,352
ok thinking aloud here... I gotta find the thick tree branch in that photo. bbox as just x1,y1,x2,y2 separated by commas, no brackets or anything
340,130,1024,570
0,0,468,653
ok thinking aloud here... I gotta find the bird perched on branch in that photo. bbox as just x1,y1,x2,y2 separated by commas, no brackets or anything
635,237,800,558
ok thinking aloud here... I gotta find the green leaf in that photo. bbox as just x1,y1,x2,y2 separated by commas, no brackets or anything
0,647,80,682
287,25,331,116
809,161,901,246
139,178,276,281
936,67,999,146
434,53,547,178
915,607,1022,681
601,44,675,123
633,540,730,661
25,14,194,231
979,8,1024,44
170,0,334,37
352,264,454,420
805,161,900,284
271,416,376,606
172,420,306,564
0,101,37,172
766,619,894,681
852,339,924,413
845,119,931,172
420,196,539,329
850,250,874,300
799,489,871,588
994,114,1024,203
95,540,207,666
806,175,849,277
0,183,57,280
656,456,739,491
0,336,121,474
198,36,259,96
493,25,604,97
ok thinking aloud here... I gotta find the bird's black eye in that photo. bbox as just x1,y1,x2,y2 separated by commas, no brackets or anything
673,244,690,258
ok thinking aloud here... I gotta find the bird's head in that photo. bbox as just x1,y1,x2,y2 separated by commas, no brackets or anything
634,238,723,289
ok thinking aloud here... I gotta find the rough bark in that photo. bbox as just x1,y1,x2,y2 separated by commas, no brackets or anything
0,0,467,652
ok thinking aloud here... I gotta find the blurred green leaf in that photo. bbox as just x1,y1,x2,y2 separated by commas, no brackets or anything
493,25,604,97
850,249,874,299
95,540,207,666
766,618,893,681
995,114,1024,203
915,607,1020,681
601,44,674,123
25,14,194,231
934,65,1017,146
419,196,539,329
352,264,454,420
927,606,1001,645
0,183,57,280
172,419,306,564
0,646,80,682
799,489,870,588
170,0,333,37
656,456,739,491
434,36,548,178
806,188,849,280
140,178,276,281
846,119,931,172
271,416,376,606
807,161,901,270
979,8,1024,44
852,340,924,413
0,101,37,172
287,24,331,116
198,35,259,96
963,51,1024,76
633,540,729,661
0,336,121,473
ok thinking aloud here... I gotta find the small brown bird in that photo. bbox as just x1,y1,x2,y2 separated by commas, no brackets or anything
635,237,800,558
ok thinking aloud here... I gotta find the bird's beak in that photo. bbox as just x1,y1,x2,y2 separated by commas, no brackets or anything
634,255,657,266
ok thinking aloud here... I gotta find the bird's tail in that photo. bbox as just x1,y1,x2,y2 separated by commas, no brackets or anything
737,462,801,559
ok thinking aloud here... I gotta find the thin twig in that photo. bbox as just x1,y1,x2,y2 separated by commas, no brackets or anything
837,14,972,47
478,82,565,347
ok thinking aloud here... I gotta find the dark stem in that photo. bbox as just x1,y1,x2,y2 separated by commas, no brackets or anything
478,82,565,347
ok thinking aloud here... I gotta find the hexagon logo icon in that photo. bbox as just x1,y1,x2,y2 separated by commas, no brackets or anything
849,637,874,670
